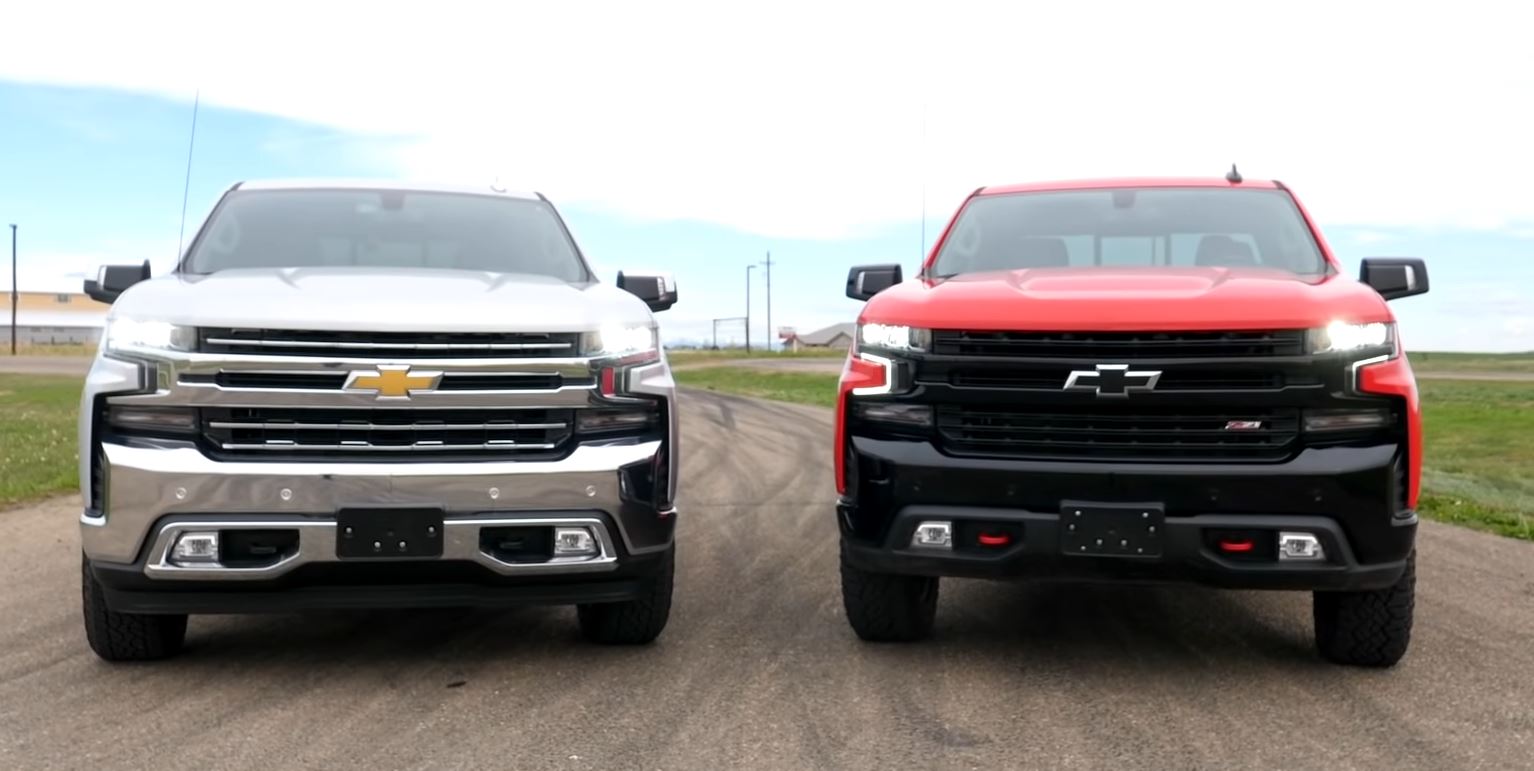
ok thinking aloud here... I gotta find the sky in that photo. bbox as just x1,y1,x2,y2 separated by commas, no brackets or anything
1,0,1532,350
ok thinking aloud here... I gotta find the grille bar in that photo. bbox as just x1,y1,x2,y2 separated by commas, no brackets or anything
199,328,582,359
208,420,569,431
201,406,575,460
933,329,1307,359
936,405,1300,461
221,441,562,452
941,369,1297,392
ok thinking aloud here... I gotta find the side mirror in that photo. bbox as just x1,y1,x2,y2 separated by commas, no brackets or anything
83,261,151,304
617,270,678,312
846,264,903,301
1359,258,1429,301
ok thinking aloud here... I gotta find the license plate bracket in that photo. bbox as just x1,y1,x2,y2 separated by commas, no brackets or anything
1060,502,1164,558
336,507,445,559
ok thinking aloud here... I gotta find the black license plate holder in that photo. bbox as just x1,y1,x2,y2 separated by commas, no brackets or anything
336,507,445,559
1061,502,1165,558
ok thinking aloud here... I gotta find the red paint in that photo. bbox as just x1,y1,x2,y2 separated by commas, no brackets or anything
977,532,1011,547
859,268,1394,332
600,367,616,397
1358,348,1422,509
1218,539,1256,553
834,352,888,494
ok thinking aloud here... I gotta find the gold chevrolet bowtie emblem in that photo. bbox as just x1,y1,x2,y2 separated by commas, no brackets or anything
343,365,443,400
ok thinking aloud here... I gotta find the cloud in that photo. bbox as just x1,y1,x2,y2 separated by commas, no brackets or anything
4,0,1533,241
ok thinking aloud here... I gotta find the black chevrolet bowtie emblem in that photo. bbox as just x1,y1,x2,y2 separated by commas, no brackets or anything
1063,364,1163,398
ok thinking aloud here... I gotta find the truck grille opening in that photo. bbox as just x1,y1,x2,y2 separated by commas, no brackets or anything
181,371,571,391
931,329,1307,359
198,328,582,359
936,405,1300,462
938,367,1313,392
200,406,574,460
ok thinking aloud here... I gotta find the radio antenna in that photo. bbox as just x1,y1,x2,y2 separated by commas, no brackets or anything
176,89,201,262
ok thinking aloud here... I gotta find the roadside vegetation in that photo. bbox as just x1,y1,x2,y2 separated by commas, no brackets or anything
1409,351,1534,375
677,366,1534,542
0,374,80,506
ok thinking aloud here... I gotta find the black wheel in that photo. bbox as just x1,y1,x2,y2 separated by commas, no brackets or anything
1313,550,1415,667
577,546,674,645
81,555,188,662
840,541,939,642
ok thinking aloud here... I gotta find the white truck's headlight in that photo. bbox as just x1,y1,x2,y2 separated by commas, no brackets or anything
858,323,930,352
1310,321,1394,354
104,318,196,353
582,323,659,361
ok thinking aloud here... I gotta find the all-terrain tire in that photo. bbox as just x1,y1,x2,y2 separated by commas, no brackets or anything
577,546,675,645
81,556,188,662
1313,549,1415,667
840,542,939,642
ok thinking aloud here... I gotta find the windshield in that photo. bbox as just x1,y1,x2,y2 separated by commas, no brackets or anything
182,188,593,281
930,187,1330,278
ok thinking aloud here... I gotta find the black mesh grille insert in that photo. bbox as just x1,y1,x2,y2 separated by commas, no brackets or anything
932,329,1307,359
936,404,1301,462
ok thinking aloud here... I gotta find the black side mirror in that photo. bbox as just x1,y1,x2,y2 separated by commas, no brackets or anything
1359,258,1429,301
846,264,903,301
617,270,678,312
83,261,151,304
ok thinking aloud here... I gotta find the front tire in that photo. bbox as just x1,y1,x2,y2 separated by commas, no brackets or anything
577,546,675,645
81,556,188,662
840,542,939,642
1313,550,1415,667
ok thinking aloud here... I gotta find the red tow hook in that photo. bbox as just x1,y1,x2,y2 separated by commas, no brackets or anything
977,532,1011,547
1218,538,1255,553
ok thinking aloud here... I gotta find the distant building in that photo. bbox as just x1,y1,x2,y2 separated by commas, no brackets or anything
784,322,855,351
2,291,110,347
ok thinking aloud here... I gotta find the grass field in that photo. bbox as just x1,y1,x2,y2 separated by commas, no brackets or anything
0,374,80,506
1409,351,1534,374
676,366,1534,541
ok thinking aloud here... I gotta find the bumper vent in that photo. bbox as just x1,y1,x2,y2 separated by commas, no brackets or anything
198,328,582,358
201,406,574,460
932,329,1306,359
936,405,1301,462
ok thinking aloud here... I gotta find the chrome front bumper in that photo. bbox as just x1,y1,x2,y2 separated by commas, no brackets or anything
83,440,672,576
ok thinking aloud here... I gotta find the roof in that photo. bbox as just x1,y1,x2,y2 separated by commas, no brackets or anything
795,322,856,345
978,177,1282,196
233,178,542,201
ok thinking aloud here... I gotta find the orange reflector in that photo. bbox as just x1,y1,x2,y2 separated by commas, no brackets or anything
977,532,1011,547
1218,539,1255,553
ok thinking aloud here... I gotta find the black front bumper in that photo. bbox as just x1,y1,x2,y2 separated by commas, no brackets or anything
840,436,1416,592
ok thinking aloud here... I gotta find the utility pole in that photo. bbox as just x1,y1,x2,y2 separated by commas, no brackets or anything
9,224,16,356
745,264,756,353
760,251,773,353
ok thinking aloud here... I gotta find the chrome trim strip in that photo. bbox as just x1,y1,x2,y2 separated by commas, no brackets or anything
143,515,618,580
220,441,562,452
207,420,568,431
204,338,573,352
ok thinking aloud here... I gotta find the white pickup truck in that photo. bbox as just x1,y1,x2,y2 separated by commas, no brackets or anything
76,179,680,660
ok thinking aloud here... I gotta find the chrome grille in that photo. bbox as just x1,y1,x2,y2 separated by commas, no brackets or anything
201,406,574,460
198,328,582,358
181,371,573,391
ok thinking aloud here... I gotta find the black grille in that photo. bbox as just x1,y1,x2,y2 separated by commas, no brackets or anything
199,328,582,358
932,330,1307,359
936,405,1300,462
200,406,574,460
941,368,1309,392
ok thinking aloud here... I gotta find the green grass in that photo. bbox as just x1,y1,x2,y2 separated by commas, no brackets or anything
667,347,847,367
678,367,1534,541
0,374,81,506
1409,350,1534,374
674,366,839,408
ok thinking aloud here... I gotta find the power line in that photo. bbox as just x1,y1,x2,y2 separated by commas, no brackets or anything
176,89,201,263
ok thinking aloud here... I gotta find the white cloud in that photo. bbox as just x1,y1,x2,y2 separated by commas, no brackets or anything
4,0,1533,240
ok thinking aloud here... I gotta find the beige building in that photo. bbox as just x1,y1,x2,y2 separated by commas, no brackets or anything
3,290,111,346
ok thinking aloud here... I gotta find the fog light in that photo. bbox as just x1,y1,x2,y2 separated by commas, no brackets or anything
1278,532,1326,561
854,402,933,427
170,531,220,565
107,405,198,433
552,527,598,558
1303,408,1392,432
911,521,952,550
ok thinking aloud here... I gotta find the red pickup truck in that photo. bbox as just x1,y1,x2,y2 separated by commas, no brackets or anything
836,172,1429,667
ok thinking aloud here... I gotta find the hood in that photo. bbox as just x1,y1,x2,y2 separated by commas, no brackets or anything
862,267,1394,331
109,267,656,332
